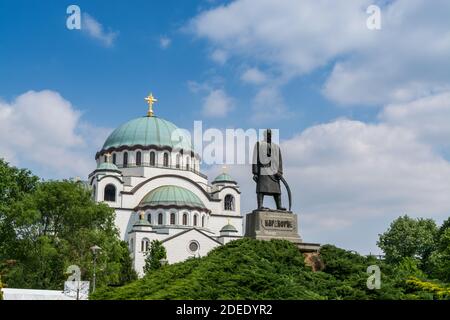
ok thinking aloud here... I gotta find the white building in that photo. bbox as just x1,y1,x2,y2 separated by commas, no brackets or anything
88,96,243,276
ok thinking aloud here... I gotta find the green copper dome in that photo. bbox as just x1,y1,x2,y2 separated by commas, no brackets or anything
220,224,238,233
139,185,207,211
213,173,236,184
96,162,120,171
102,116,192,152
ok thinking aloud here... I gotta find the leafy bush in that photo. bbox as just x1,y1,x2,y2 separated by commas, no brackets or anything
92,239,440,300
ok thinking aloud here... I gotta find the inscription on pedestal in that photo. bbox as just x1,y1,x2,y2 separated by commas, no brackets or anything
245,210,302,243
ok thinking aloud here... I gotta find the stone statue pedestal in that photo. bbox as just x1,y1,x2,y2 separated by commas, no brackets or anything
245,210,321,253
245,209,302,243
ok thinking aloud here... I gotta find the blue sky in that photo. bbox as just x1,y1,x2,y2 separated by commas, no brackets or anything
1,0,450,253
0,0,376,133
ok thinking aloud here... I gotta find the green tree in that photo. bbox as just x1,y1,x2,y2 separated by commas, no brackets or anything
144,240,167,274
428,227,450,282
0,159,39,258
377,215,437,265
1,178,136,289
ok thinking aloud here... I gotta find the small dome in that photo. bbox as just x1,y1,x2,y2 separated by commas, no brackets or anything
96,162,120,171
133,218,151,227
139,185,208,212
101,116,192,153
213,173,236,184
220,224,238,233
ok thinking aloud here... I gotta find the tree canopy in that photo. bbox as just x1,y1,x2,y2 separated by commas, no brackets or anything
144,240,167,274
377,215,437,264
0,159,136,290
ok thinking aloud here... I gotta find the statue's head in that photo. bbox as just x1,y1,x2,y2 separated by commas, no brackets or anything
264,129,272,143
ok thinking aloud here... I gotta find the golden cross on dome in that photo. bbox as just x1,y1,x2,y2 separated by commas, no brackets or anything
144,93,158,117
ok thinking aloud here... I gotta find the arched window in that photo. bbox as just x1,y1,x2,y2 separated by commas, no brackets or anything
163,153,169,167
182,213,188,226
130,238,134,251
150,151,156,166
112,153,117,164
193,214,198,226
104,155,107,162
202,216,205,227
170,213,176,225
92,185,96,200
123,152,128,167
147,214,152,224
176,154,181,169
141,238,150,252
136,151,142,166
104,184,116,202
186,157,190,171
158,213,163,225
224,194,235,211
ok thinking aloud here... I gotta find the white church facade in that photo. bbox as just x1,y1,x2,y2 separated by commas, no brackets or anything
87,94,243,276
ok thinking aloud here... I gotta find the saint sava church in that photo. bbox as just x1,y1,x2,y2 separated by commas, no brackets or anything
88,94,243,275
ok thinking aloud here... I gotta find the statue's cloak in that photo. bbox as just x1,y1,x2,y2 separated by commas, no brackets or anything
252,141,283,195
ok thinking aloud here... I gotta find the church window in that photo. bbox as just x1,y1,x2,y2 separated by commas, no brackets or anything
147,214,152,224
123,152,128,167
136,151,142,166
104,155,107,162
158,213,163,225
202,216,205,227
112,153,116,164
92,185,96,200
130,238,134,251
182,213,188,226
176,154,181,168
163,153,169,167
141,238,150,252
193,214,198,226
104,184,116,202
188,241,199,253
224,195,235,211
170,213,176,225
150,151,156,166
186,157,190,171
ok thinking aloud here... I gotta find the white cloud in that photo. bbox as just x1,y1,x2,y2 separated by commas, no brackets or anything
189,0,450,106
251,86,289,123
159,36,171,49
0,90,111,179
241,68,267,85
380,91,450,148
210,49,228,65
202,89,235,118
82,13,118,47
206,92,450,253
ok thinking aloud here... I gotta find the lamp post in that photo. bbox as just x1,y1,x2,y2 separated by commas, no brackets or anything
90,245,102,293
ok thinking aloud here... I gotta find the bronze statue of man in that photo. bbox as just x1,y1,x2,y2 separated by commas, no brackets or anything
252,129,286,211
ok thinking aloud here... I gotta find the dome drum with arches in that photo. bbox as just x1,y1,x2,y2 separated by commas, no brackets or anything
136,185,211,213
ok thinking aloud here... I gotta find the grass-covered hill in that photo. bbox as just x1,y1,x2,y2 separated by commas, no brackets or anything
91,238,450,300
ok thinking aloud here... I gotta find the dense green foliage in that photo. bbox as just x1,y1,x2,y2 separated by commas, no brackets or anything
0,159,137,290
2,159,449,300
91,238,450,300
378,215,437,264
144,240,167,274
